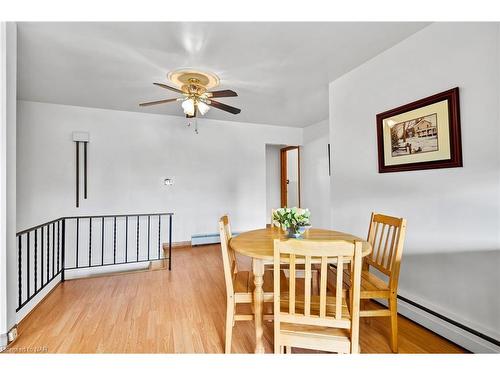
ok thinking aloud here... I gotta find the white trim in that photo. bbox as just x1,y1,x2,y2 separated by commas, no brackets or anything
375,295,500,353
0,21,8,343
0,21,16,338
396,297,500,353
0,332,7,351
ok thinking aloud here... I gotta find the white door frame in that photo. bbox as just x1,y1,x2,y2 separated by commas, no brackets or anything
0,21,17,349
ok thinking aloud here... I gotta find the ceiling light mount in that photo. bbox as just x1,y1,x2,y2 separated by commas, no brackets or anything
168,68,220,91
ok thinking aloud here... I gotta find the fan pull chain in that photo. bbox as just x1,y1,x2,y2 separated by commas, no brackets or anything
186,118,199,134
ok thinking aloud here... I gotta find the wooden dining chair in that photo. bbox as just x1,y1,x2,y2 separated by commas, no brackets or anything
330,212,407,352
219,215,278,353
270,208,320,293
273,238,363,354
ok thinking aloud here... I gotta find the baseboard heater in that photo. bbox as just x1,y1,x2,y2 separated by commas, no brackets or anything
396,295,500,353
191,232,240,246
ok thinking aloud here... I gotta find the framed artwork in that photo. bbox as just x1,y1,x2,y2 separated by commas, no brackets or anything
376,87,462,173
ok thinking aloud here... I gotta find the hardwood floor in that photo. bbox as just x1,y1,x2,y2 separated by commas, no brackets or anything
8,244,466,353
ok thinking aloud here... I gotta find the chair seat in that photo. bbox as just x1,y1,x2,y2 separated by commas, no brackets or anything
328,267,391,299
233,271,254,294
279,294,353,353
359,271,390,296
279,322,352,353
281,322,350,340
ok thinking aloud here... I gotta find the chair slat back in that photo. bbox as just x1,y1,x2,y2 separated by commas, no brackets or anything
219,215,238,298
273,239,362,335
366,213,407,289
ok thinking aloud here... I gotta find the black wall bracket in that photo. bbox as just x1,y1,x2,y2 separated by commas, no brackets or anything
73,132,90,208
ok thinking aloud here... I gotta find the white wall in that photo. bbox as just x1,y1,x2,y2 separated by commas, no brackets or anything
15,101,301,320
265,144,281,224
17,101,302,243
301,119,330,228
0,22,17,347
329,23,500,351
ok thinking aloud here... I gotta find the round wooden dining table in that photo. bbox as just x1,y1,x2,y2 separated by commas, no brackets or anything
229,226,372,353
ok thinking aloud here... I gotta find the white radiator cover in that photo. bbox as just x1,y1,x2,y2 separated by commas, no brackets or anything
191,232,239,246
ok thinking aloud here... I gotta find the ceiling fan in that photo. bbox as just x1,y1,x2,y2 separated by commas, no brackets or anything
139,69,241,120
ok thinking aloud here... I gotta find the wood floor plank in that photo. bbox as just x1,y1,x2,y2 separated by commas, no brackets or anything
7,244,466,354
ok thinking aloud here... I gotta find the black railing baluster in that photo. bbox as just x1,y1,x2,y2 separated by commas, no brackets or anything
61,219,66,282
147,215,150,260
18,235,22,308
89,217,92,266
101,217,104,265
125,216,128,263
169,215,172,270
158,215,161,260
17,213,173,312
136,215,139,262
52,222,55,277
76,217,79,268
26,232,30,299
57,221,60,272
158,215,161,259
46,225,49,284
113,217,117,264
41,225,44,286
34,229,38,293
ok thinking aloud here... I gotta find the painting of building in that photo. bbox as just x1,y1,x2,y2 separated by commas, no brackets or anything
390,113,439,156
414,118,438,137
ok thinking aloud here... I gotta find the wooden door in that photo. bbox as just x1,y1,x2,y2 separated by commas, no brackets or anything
280,146,301,207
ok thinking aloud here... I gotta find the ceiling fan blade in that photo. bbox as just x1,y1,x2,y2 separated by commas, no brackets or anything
153,82,185,94
206,89,238,98
139,98,179,107
207,99,241,114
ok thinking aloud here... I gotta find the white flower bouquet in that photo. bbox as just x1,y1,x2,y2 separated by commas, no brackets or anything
272,207,311,238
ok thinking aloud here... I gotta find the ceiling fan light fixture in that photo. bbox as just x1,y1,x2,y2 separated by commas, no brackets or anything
197,100,210,115
182,98,195,116
140,68,240,134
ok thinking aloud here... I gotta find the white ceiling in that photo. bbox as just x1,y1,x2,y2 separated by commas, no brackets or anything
17,22,429,127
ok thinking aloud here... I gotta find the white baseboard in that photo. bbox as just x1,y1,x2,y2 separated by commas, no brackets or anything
65,262,148,279
393,297,500,353
0,332,7,351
